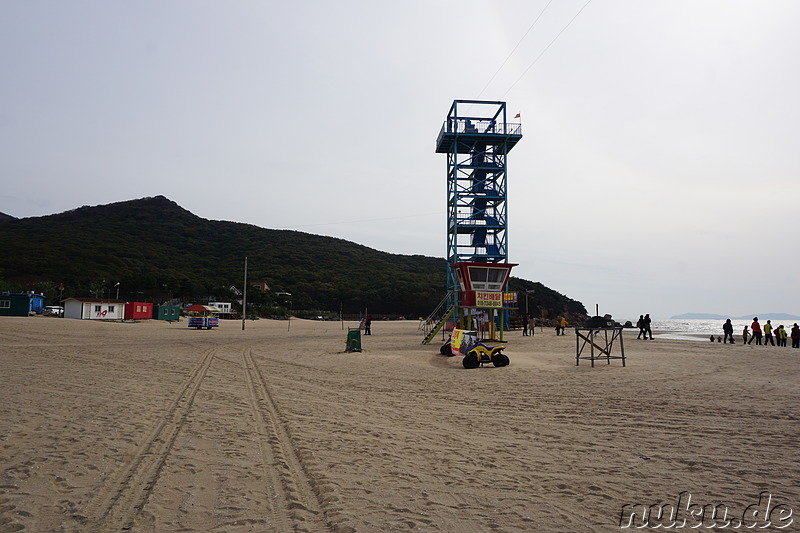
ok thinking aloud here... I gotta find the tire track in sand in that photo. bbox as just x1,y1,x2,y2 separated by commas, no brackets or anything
241,346,336,532
71,347,216,532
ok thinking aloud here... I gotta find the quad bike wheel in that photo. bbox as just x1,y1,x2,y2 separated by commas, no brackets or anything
492,353,510,367
462,353,479,369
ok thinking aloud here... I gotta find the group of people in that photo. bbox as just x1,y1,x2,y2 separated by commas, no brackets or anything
636,314,653,340
721,317,800,348
520,315,569,336
521,314,535,336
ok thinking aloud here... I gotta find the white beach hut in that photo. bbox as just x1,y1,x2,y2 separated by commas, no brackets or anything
63,298,126,320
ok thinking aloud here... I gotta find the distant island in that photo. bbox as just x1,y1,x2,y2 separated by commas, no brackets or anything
671,313,800,320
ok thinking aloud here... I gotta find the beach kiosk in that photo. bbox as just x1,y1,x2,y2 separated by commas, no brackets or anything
186,304,220,330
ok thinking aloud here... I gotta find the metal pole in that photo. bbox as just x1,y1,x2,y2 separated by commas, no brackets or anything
242,257,247,331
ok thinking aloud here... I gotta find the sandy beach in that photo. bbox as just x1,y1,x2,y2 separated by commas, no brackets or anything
1,316,798,532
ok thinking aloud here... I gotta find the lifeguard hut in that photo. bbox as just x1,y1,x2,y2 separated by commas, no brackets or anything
422,100,522,343
450,260,517,340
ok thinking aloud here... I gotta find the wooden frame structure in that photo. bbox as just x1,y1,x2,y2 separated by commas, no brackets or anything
575,326,626,367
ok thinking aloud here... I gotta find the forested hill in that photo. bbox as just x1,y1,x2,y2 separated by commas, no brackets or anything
0,196,587,318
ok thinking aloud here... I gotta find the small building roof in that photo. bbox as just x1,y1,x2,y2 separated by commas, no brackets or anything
64,297,126,304
186,304,220,313
3,292,45,299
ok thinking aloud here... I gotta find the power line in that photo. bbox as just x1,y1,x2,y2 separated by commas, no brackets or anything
476,0,556,99
280,211,440,230
501,0,594,99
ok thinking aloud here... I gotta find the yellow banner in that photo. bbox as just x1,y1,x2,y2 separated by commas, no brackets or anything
451,329,465,356
475,291,503,308
451,329,477,357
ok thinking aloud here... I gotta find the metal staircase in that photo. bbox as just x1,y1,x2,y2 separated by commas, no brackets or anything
419,293,456,345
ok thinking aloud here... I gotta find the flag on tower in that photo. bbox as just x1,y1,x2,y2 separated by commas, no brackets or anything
514,113,521,118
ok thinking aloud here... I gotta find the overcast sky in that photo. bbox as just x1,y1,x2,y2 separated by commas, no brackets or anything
2,1,798,320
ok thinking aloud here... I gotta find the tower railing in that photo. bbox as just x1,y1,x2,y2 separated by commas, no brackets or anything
439,120,522,136
439,118,522,144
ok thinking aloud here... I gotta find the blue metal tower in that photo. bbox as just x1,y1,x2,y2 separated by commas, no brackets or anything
435,100,522,313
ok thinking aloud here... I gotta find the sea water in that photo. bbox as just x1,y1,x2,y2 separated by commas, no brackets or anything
637,318,799,342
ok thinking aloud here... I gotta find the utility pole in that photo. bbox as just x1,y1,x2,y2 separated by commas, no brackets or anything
524,289,534,316
242,256,248,331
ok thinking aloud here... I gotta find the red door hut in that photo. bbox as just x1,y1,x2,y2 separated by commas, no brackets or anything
124,302,153,320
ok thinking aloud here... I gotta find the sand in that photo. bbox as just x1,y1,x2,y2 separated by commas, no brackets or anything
0,316,798,532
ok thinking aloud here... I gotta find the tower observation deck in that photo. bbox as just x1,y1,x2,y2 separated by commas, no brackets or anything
435,100,522,310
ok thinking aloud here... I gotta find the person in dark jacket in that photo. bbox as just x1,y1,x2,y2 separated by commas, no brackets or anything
642,314,653,340
723,319,735,343
636,315,645,339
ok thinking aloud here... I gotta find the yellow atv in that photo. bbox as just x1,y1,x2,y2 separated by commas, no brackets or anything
462,342,509,369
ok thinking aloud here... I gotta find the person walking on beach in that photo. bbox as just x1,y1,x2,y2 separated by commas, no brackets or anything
642,313,653,340
723,319,735,344
522,314,529,336
777,325,787,347
791,323,800,349
763,320,775,346
529,315,535,336
636,315,645,339
748,318,762,345
742,325,750,344
558,317,568,336
364,315,372,335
